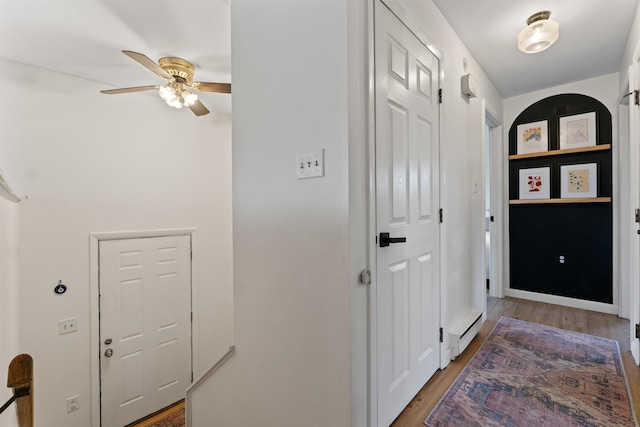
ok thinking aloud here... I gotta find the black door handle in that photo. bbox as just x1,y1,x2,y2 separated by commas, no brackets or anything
379,232,407,247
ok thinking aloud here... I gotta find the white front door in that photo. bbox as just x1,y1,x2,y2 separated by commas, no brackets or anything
99,235,192,426
374,1,441,425
631,49,640,366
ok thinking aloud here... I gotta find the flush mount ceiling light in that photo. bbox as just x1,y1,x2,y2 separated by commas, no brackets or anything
518,11,559,54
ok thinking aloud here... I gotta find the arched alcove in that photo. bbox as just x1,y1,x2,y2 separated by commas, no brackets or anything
508,93,613,303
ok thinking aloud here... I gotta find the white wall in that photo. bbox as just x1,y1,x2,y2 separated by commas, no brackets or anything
191,1,504,426
0,198,20,427
190,1,352,426
503,73,621,313
395,0,503,362
619,1,640,82
0,58,233,427
504,73,620,132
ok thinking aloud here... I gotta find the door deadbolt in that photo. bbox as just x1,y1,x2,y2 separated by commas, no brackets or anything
104,338,112,345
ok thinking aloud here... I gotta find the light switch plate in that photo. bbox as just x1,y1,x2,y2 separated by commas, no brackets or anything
59,317,78,335
297,150,324,179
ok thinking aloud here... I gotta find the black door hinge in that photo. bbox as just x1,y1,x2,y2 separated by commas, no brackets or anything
636,323,640,339
439,327,443,343
490,215,495,222
439,208,443,223
438,88,443,104
635,209,640,223
635,89,639,106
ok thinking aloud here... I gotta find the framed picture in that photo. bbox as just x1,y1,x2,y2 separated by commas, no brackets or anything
559,111,596,150
560,163,597,198
517,120,548,154
519,166,551,199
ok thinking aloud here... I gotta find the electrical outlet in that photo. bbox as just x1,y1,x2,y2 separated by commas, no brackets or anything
296,150,324,179
67,395,79,413
59,317,78,335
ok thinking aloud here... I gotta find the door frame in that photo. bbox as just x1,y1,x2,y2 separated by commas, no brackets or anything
484,108,504,298
619,72,632,321
628,40,640,365
88,228,196,427
368,1,445,425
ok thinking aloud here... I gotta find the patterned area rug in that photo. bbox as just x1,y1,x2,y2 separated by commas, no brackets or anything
425,317,637,427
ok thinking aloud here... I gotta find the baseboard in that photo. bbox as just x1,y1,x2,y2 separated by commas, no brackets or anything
505,288,619,315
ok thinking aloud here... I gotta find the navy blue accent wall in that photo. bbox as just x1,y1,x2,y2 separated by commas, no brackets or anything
508,93,613,303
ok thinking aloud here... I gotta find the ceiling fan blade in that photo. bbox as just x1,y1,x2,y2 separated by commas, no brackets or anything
189,100,210,116
122,50,173,80
101,85,159,95
192,82,232,93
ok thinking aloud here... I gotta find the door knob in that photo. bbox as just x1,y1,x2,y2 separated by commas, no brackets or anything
379,232,407,247
104,348,114,358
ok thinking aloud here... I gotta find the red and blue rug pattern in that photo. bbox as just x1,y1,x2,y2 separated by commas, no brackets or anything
425,317,637,427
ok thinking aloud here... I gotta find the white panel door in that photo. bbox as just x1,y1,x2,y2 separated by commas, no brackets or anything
99,235,192,426
631,52,640,366
375,2,441,425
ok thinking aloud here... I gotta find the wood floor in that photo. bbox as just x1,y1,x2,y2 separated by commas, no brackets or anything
391,296,640,426
126,400,184,427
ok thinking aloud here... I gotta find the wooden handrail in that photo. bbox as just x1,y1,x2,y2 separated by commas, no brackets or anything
1,354,33,427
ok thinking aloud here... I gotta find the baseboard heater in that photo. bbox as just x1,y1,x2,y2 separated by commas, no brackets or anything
449,309,484,360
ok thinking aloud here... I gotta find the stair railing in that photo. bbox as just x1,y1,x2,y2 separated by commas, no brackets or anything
0,354,33,427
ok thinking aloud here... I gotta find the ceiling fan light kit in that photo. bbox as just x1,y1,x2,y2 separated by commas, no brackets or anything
518,11,559,54
158,81,198,109
100,50,231,116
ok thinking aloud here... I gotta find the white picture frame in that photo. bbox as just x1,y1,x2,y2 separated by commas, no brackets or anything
519,166,551,200
560,163,598,198
516,120,548,154
559,111,596,150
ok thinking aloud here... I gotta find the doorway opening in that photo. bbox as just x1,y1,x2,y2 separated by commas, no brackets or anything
484,112,502,298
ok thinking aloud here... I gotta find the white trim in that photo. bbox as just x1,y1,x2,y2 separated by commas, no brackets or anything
366,2,377,427
484,106,504,299
89,228,196,427
502,116,512,298
364,0,378,427
617,72,631,319
630,39,640,365
89,228,195,241
612,97,622,316
489,122,505,298
505,288,619,315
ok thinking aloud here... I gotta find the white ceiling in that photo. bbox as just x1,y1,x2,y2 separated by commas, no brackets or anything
0,0,232,115
1,1,637,109
433,0,639,97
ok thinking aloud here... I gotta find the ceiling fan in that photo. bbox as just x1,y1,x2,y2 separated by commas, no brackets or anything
100,50,231,116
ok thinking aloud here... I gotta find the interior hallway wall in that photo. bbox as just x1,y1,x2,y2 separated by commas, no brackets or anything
0,198,19,427
619,1,640,83
0,58,233,427
191,1,505,426
395,0,503,362
190,1,352,426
